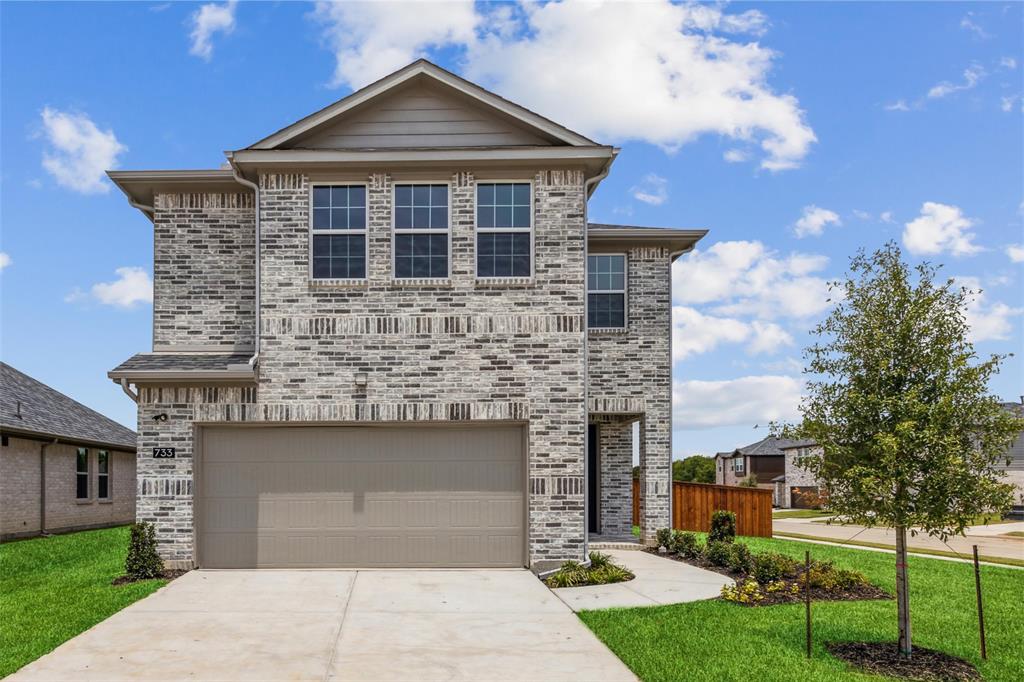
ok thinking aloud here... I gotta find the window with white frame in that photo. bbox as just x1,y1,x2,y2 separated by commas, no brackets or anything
76,448,89,499
394,184,449,278
311,185,366,280
97,451,110,500
733,457,745,474
476,182,531,278
587,254,626,328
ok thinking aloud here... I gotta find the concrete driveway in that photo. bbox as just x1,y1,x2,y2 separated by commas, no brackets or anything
11,569,636,682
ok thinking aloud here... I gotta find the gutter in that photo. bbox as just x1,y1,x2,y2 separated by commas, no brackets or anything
120,379,138,403
581,150,617,556
227,158,261,370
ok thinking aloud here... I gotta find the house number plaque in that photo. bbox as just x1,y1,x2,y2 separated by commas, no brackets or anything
152,448,176,458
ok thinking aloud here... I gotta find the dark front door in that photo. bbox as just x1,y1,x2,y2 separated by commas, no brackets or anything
587,424,599,533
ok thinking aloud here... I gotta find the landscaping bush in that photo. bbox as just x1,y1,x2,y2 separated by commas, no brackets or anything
704,540,732,567
751,552,797,585
655,528,673,549
807,560,869,591
708,510,736,543
546,561,588,588
721,578,764,604
726,542,753,574
589,551,612,569
673,531,701,559
124,522,163,580
545,553,635,588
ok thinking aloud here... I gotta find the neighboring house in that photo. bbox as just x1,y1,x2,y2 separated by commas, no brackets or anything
106,60,705,571
0,363,137,540
714,436,795,502
775,440,825,509
998,401,1024,518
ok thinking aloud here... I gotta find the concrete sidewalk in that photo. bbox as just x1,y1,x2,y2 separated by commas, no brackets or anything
11,569,636,682
551,549,731,612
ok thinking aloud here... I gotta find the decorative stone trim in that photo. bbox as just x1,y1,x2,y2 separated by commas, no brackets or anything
139,386,257,405
475,277,535,288
529,476,583,496
261,313,583,336
138,477,193,496
588,397,646,414
260,173,304,190
308,278,369,288
154,193,253,210
388,278,454,288
193,401,530,423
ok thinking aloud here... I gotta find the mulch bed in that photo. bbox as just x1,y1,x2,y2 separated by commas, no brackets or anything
646,548,890,606
826,642,981,681
112,569,189,586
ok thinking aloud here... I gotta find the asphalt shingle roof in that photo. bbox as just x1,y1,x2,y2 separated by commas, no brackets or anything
110,353,253,373
1,362,136,450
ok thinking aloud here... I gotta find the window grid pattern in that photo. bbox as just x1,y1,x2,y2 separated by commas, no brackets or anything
98,451,110,499
76,448,89,500
587,254,626,328
312,185,366,280
394,184,449,279
477,183,531,278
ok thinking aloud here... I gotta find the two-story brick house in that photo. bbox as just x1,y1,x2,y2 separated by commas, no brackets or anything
108,60,705,571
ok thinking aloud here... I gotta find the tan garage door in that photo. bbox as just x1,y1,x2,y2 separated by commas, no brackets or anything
198,425,524,568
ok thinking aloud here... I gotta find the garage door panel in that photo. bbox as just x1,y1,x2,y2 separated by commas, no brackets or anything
199,425,524,568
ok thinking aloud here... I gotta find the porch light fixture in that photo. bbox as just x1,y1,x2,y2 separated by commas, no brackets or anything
153,413,168,422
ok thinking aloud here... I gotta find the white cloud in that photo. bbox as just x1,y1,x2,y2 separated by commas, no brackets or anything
0,252,10,270
312,0,478,88
1006,244,1024,263
38,107,125,194
793,205,841,238
852,209,872,220
672,306,793,361
959,13,989,40
956,276,1023,343
68,267,153,309
880,210,895,224
674,375,802,429
723,148,749,163
927,63,985,99
884,99,911,112
630,173,669,206
1000,56,1018,69
902,202,982,257
312,1,816,171
1001,95,1020,113
673,240,833,320
189,1,237,61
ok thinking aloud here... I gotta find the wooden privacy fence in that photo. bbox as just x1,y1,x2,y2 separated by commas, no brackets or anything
632,480,773,537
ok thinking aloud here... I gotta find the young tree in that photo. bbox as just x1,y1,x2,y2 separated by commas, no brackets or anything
796,243,1020,659
673,455,716,483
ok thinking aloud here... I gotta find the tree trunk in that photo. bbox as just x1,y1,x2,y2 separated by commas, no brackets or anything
895,525,912,659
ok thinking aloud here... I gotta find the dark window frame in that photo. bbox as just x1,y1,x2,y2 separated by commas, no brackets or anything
587,253,627,329
309,183,368,281
475,181,533,279
76,448,89,500
392,182,451,280
97,450,110,500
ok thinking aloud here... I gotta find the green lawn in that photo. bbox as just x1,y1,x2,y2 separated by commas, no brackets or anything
0,526,166,678
1005,531,1024,538
579,536,1023,682
772,509,834,520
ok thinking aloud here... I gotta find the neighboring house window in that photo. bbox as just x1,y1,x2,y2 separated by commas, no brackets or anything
733,457,745,474
587,254,626,328
394,184,449,279
97,451,110,500
76,448,89,499
476,182,531,278
311,185,367,280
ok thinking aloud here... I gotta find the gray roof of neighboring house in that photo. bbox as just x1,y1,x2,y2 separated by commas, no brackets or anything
779,439,818,450
718,435,801,458
0,362,136,450
108,353,256,382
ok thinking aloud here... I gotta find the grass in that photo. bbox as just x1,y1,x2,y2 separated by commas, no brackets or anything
773,509,834,520
632,525,641,537
0,526,166,677
579,536,1023,682
1005,531,1024,538
773,531,1024,568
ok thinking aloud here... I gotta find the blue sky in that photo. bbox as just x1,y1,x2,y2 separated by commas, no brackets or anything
1,1,1021,459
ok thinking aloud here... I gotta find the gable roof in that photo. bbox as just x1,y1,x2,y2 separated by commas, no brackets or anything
247,59,598,151
1,363,136,450
717,435,799,459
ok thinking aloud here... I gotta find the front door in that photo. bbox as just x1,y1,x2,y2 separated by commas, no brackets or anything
587,424,599,533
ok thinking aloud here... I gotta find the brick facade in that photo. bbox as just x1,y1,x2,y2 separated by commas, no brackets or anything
781,446,823,508
0,436,135,539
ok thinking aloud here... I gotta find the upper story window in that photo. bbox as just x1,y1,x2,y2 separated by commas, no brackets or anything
733,457,745,474
394,184,449,279
97,451,110,500
76,448,89,499
311,185,367,280
587,254,626,329
476,182,532,278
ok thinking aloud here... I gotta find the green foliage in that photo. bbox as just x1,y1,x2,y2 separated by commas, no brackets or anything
705,540,732,567
807,560,868,591
737,474,760,488
751,552,797,584
655,528,673,549
124,522,163,580
588,551,612,569
708,510,737,543
720,578,764,604
672,531,701,559
545,554,634,588
797,242,1021,539
546,560,588,588
673,455,716,483
726,543,754,574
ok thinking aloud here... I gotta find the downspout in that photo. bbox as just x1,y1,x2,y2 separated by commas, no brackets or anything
228,158,260,368
120,379,138,403
40,438,57,535
582,152,616,557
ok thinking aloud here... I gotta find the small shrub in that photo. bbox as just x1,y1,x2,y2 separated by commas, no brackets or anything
124,522,163,580
545,556,634,588
708,510,736,543
705,540,732,567
806,560,869,591
590,563,633,584
738,474,760,488
655,528,673,549
721,578,764,604
673,531,701,559
546,560,588,588
588,551,612,569
726,542,753,574
752,552,797,584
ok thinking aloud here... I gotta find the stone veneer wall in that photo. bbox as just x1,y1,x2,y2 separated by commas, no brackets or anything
136,170,588,567
152,193,255,350
587,247,672,542
782,447,823,508
596,419,633,537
